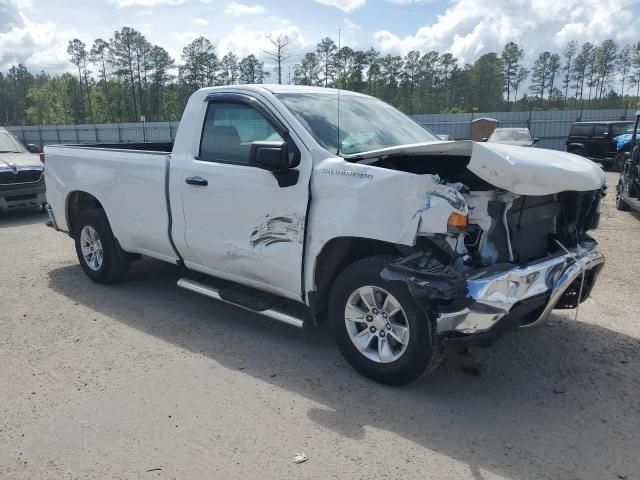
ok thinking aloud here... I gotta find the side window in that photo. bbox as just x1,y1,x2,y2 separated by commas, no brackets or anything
199,102,284,164
570,124,593,137
593,125,608,137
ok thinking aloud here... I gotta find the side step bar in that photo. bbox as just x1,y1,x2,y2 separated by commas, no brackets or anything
177,278,305,329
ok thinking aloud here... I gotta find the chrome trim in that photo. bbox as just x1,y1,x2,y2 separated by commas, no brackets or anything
0,166,44,186
437,246,604,335
177,278,305,329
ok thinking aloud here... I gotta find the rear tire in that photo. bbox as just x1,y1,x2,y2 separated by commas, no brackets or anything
328,256,441,385
74,209,129,284
616,182,631,212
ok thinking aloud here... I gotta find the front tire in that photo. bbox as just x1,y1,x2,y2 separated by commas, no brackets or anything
329,256,441,385
74,209,129,284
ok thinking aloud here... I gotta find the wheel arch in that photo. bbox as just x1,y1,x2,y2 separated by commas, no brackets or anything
66,190,105,235
310,236,403,324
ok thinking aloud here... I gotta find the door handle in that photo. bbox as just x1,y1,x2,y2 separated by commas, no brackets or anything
185,176,208,187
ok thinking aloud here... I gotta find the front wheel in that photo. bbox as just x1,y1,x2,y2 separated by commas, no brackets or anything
74,209,129,283
329,256,441,385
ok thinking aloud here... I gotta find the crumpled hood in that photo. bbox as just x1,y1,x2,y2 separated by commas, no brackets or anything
347,140,605,195
469,141,605,195
0,152,42,169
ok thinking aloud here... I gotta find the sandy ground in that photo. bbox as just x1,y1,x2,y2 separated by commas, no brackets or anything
1,171,639,480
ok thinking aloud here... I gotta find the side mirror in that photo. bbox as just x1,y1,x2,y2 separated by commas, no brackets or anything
481,137,488,142
249,141,290,171
26,144,41,154
533,137,540,144
249,141,299,187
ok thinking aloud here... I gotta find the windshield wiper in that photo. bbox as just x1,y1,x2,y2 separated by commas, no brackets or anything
0,150,21,153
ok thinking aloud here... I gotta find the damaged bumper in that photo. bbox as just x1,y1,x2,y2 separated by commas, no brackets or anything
437,246,604,338
385,244,604,343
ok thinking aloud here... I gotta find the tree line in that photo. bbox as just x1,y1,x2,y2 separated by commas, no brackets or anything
1,26,639,126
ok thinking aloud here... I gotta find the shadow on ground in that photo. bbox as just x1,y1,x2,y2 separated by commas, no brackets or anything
0,209,47,228
48,258,640,480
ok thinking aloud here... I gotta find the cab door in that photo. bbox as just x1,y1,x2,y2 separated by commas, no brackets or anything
178,94,310,299
592,124,610,159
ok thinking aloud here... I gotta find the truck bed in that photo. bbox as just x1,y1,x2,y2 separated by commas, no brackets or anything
44,142,177,263
61,142,173,153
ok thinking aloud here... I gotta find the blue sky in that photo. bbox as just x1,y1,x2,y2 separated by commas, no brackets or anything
1,0,639,74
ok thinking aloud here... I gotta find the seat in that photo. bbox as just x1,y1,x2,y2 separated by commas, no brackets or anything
201,125,243,163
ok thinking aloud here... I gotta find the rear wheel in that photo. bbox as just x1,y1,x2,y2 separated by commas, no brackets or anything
329,256,441,385
616,182,631,212
74,209,129,283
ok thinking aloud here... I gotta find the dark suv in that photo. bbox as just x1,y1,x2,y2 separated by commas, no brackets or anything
566,120,635,168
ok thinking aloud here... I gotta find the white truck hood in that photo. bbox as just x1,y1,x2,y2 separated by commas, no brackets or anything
347,140,605,195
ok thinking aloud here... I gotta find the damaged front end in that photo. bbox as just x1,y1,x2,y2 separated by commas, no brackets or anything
367,141,607,344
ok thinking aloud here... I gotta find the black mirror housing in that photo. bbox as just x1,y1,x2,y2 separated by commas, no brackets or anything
250,141,289,171
249,141,298,188
480,137,488,142
533,137,540,143
26,144,41,154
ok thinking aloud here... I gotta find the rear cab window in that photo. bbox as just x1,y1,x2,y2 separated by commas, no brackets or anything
570,124,593,137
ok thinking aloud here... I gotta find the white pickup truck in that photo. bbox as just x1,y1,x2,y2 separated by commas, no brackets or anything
44,85,606,385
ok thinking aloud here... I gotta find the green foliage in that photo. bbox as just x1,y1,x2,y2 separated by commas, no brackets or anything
1,30,638,127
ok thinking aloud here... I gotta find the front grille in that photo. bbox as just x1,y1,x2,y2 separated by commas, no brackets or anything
0,168,43,185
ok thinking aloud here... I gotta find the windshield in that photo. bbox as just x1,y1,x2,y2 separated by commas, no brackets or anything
612,123,634,136
0,131,27,153
275,92,439,155
489,129,532,142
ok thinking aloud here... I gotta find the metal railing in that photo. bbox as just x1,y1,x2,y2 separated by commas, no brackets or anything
6,108,637,153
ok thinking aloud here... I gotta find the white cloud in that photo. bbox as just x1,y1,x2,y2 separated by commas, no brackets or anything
224,1,265,15
313,0,366,13
386,0,431,3
0,5,79,72
343,17,361,32
217,24,308,58
110,0,186,8
372,0,638,64
193,17,209,25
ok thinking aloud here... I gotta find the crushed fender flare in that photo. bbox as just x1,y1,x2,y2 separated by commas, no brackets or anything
380,252,470,315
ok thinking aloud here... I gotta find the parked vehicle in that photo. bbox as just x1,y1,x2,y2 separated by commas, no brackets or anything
484,127,539,147
0,127,46,212
44,85,606,385
566,120,635,168
616,112,640,213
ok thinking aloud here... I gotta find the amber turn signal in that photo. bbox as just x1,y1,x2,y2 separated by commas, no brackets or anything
447,212,468,229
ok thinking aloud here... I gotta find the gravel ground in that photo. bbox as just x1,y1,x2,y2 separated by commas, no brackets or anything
1,171,639,480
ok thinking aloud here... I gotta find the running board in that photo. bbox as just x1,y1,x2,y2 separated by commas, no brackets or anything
177,278,305,329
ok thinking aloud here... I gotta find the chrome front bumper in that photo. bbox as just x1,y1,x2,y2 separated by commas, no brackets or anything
437,246,605,335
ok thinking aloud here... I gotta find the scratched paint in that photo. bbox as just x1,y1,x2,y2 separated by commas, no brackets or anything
250,213,305,248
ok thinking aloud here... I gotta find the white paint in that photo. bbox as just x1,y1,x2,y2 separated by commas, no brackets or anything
468,142,606,195
44,85,606,308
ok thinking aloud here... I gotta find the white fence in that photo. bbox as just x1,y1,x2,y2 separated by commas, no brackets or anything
6,108,637,152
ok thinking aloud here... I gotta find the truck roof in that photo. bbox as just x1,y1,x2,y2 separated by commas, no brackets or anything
199,84,370,98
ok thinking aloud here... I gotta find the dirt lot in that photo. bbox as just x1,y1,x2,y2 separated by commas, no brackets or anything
1,171,639,480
